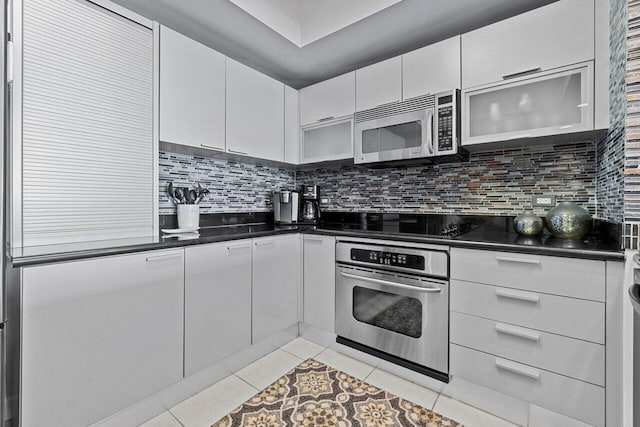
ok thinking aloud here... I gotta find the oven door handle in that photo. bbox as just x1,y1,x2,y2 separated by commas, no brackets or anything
339,271,442,293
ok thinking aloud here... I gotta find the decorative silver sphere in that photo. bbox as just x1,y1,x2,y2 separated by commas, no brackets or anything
513,212,544,236
544,202,592,240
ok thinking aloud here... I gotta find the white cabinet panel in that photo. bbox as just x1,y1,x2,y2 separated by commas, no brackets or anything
451,280,605,344
185,241,252,377
284,85,300,164
461,0,594,89
252,234,300,343
451,345,605,427
356,56,402,111
299,72,355,125
303,235,336,332
21,250,184,427
450,247,605,302
451,312,605,386
403,36,461,99
226,58,285,161
159,26,226,151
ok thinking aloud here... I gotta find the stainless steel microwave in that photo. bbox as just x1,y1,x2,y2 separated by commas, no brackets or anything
354,90,463,165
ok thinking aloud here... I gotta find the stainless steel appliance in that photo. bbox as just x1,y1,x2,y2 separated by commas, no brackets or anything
272,190,299,224
335,240,450,382
301,185,321,223
354,90,464,165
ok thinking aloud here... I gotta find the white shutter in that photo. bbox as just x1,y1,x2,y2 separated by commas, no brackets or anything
21,0,154,245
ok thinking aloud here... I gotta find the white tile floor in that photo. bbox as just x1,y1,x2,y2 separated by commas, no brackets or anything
140,338,520,427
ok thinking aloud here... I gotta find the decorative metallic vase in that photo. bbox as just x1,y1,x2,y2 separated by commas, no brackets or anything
513,212,544,236
544,202,592,240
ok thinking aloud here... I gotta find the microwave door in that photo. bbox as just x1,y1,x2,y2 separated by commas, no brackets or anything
425,109,435,158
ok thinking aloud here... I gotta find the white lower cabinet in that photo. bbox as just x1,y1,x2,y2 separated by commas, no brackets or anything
450,247,607,427
184,240,252,377
252,234,300,343
21,249,185,427
302,235,335,332
451,345,605,427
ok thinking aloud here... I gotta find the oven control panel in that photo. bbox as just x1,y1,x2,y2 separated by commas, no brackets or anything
351,249,425,270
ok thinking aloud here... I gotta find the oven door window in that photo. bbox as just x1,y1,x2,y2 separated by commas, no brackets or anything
352,286,422,338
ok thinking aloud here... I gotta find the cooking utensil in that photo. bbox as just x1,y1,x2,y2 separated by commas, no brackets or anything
188,190,197,204
167,182,179,204
174,187,185,204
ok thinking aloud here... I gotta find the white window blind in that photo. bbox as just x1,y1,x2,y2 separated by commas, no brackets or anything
21,0,154,245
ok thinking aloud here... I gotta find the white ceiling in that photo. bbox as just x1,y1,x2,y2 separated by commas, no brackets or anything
111,0,558,89
230,0,403,47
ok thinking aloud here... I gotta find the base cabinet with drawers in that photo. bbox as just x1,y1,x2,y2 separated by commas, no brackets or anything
450,247,610,426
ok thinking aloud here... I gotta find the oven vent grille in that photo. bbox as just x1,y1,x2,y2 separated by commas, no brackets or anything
355,94,435,123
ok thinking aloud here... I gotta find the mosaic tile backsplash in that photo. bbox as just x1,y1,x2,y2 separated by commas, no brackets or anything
159,151,294,215
596,0,626,224
297,143,596,216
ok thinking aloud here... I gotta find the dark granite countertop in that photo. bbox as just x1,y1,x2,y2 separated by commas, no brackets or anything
10,212,624,267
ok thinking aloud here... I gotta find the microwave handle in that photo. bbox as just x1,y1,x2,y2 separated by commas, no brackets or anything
426,109,434,155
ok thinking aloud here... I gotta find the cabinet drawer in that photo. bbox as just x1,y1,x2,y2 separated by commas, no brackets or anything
450,248,605,302
451,345,604,426
451,280,604,343
451,312,604,386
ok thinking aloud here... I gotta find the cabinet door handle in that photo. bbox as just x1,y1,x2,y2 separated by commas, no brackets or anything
502,67,542,80
303,236,324,243
495,358,540,380
495,322,540,342
254,239,276,246
227,243,251,251
317,115,335,122
200,144,224,152
495,288,540,303
495,255,541,265
145,252,182,263
227,149,248,155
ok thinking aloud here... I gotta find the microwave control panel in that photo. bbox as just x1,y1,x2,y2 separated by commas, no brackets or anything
435,90,460,155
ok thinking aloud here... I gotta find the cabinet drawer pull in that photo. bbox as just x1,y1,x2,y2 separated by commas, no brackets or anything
495,322,540,342
227,149,248,155
145,252,182,262
495,255,541,265
254,239,276,246
227,243,251,251
303,236,324,242
317,115,335,122
502,67,542,80
495,358,540,380
200,144,224,152
495,288,540,303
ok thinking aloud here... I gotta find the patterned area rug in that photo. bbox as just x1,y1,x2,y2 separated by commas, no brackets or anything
212,358,463,427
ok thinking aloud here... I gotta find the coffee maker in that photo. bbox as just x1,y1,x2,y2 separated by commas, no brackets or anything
272,190,299,223
300,185,321,223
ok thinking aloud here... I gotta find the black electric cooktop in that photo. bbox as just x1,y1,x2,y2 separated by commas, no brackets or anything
317,212,477,238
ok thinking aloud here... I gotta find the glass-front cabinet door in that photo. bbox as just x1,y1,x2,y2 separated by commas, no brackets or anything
462,61,594,146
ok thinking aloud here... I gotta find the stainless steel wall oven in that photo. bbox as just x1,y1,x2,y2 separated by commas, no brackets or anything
335,239,450,382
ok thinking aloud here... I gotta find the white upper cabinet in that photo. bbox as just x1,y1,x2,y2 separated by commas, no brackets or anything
160,26,226,151
284,85,300,164
300,72,356,125
403,36,461,99
461,0,594,89
226,58,285,161
356,56,402,111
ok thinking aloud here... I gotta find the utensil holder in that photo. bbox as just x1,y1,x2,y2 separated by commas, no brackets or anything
177,204,199,229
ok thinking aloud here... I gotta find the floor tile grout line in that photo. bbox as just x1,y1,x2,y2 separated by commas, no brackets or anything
166,409,186,427
233,373,261,392
277,346,312,360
